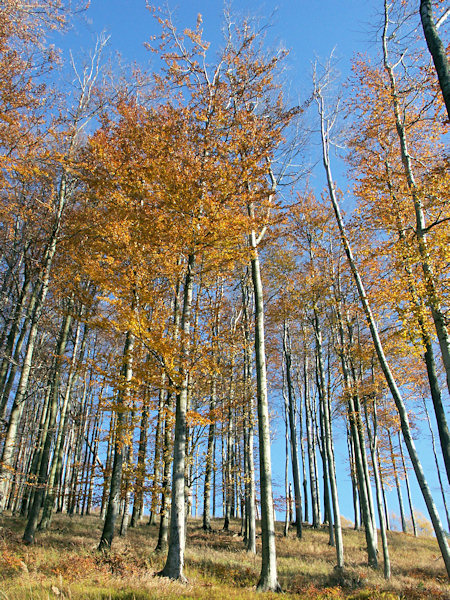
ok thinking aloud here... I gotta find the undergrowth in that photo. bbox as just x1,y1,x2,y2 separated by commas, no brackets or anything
0,514,448,599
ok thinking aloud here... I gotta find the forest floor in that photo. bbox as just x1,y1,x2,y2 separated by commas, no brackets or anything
0,513,449,599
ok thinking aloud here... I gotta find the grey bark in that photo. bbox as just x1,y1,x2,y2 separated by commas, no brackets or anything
398,432,417,536
283,322,303,538
148,385,166,526
242,274,256,553
313,311,343,567
315,77,450,576
250,233,281,592
419,0,450,120
304,357,320,528
0,276,31,420
203,379,216,531
423,400,450,533
39,317,85,530
389,430,407,533
98,330,134,551
23,306,72,543
130,393,150,527
155,392,174,553
365,399,391,579
158,253,195,582
382,1,450,397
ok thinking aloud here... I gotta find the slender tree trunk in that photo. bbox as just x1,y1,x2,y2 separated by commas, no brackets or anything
423,343,450,485
304,357,320,528
155,393,174,553
378,446,390,532
398,433,417,536
148,383,165,526
335,303,378,566
98,330,134,551
283,386,289,537
23,306,72,543
203,379,216,531
0,277,31,420
313,313,343,567
119,442,132,537
242,274,256,553
130,393,150,527
297,371,308,525
283,322,303,538
419,0,450,120
347,428,360,530
423,400,450,533
158,253,195,582
389,431,406,534
365,399,391,579
382,1,450,396
315,81,450,576
39,318,86,530
101,412,115,520
250,233,281,592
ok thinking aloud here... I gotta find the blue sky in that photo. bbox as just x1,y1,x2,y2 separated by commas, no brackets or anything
62,1,379,83
56,1,449,532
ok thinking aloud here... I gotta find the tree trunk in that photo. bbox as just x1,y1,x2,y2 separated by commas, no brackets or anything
423,400,450,532
313,311,343,567
250,235,281,593
203,379,216,531
39,318,86,530
382,1,450,397
148,382,166,526
98,330,134,551
398,432,417,536
23,306,72,543
365,399,391,579
283,322,303,538
241,274,256,553
158,253,195,582
304,357,320,528
155,392,174,553
0,277,31,420
130,393,150,527
315,81,450,576
419,0,450,120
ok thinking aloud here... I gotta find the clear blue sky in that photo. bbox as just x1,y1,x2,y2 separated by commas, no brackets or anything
57,1,449,532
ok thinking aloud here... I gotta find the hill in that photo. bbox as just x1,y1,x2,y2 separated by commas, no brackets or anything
0,514,448,599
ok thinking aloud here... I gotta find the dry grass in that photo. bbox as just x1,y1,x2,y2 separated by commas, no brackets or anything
0,514,448,599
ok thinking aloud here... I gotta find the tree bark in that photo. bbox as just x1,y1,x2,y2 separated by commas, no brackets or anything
283,322,303,538
39,318,86,530
365,399,391,579
130,393,150,527
313,311,343,568
155,392,174,553
250,234,281,593
203,379,216,531
98,330,134,551
158,253,195,582
382,1,450,397
419,0,450,121
23,306,72,543
304,357,320,528
316,79,450,577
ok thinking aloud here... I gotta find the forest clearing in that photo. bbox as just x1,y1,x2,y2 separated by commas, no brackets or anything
1,513,449,599
0,0,449,596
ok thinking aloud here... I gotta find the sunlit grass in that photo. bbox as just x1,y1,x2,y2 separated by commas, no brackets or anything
0,513,448,599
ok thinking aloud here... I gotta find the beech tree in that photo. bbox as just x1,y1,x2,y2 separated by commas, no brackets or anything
313,57,450,577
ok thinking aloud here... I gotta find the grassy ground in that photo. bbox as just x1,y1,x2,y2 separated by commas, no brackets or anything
0,514,448,599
